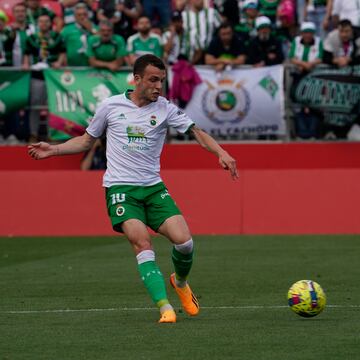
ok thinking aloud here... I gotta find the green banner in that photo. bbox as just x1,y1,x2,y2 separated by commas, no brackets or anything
0,71,31,115
294,66,360,126
44,69,134,141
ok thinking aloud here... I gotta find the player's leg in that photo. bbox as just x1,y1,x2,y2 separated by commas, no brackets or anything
145,182,199,316
105,186,175,323
157,215,200,316
157,215,193,284
121,219,176,323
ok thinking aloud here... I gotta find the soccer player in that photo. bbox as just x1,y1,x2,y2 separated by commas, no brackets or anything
28,54,238,323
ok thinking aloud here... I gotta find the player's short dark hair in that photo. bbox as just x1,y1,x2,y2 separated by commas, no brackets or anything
133,54,166,76
339,19,352,28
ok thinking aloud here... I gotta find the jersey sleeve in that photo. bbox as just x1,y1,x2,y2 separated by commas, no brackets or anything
166,102,195,134
86,100,109,138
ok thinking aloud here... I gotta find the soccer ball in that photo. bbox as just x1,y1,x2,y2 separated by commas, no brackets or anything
287,280,326,317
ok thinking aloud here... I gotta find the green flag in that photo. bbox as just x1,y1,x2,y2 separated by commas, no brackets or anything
44,69,134,141
0,71,31,115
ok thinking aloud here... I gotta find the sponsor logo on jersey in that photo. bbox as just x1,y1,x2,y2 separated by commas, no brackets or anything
160,190,170,199
126,125,148,143
202,77,250,125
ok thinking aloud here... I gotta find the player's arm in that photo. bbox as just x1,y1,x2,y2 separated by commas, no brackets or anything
28,132,96,160
189,125,239,180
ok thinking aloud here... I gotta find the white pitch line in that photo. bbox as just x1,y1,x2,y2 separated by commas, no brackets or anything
2,304,360,314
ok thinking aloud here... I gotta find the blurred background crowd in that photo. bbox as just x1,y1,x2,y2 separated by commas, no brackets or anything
0,0,359,145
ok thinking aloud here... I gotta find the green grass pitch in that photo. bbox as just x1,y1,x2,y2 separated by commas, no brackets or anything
1,235,360,360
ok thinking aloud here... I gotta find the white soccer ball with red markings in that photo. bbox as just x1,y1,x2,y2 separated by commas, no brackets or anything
287,280,326,317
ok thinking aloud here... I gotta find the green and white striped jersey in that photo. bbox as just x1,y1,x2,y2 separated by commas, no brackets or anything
289,36,323,62
182,7,222,50
162,30,201,63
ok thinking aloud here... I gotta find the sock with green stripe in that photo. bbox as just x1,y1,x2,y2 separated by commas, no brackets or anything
136,250,173,313
172,238,194,288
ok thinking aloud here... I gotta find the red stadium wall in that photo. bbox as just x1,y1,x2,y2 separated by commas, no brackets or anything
1,143,360,236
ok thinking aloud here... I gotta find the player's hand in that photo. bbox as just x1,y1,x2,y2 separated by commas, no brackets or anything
28,142,57,160
219,151,239,180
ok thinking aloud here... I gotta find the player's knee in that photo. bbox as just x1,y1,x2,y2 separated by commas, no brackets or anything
129,237,152,254
173,228,192,245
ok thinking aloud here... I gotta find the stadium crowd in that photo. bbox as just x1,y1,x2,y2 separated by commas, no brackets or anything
0,0,360,143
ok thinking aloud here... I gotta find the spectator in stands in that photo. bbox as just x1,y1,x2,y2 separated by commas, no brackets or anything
247,16,284,66
331,0,360,38
87,20,127,71
235,0,259,44
25,0,61,32
97,0,142,40
60,0,95,26
8,3,35,67
23,14,65,69
142,0,171,29
126,16,163,65
61,3,97,66
276,0,296,36
304,0,328,38
323,19,360,67
213,0,240,26
0,10,12,66
289,21,323,72
258,0,281,24
23,14,66,142
182,0,222,55
289,21,323,140
163,11,202,65
205,22,246,71
0,6,33,144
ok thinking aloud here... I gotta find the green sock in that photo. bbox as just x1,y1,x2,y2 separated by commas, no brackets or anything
138,260,168,305
172,247,193,281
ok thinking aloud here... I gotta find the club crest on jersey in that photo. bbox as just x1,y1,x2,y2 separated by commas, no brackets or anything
118,113,126,120
116,205,125,216
150,115,157,126
126,125,148,143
